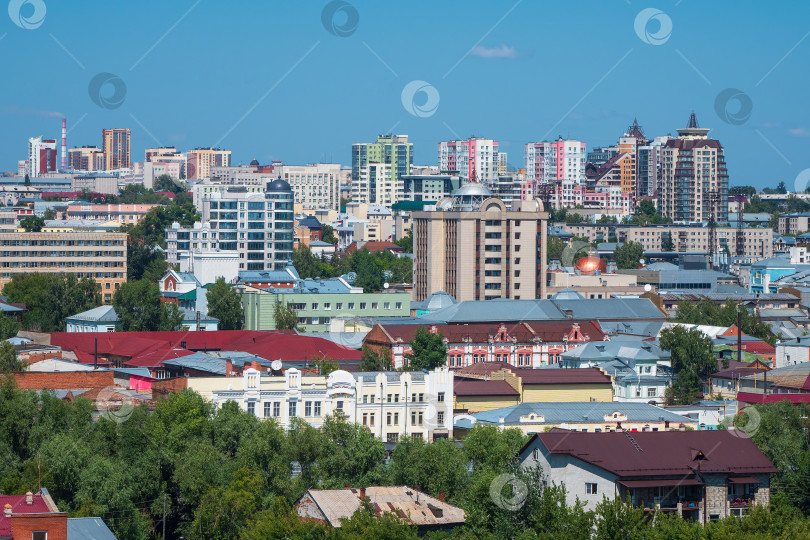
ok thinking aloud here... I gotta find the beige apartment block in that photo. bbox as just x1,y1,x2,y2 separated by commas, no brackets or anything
0,231,127,302
413,184,548,302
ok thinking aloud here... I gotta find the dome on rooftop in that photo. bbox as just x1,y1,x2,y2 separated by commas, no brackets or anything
453,183,493,197
426,291,457,311
266,178,291,192
249,158,260,166
575,255,606,275
552,288,586,300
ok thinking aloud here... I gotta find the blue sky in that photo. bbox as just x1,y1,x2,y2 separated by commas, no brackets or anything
2,0,809,189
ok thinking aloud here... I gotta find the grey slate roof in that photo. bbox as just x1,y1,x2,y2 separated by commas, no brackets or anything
561,341,670,363
66,305,119,323
414,297,665,324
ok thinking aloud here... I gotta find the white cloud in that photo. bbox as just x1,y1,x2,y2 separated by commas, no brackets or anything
788,127,810,137
470,44,519,59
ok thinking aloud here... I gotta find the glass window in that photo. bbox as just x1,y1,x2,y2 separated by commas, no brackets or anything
288,401,297,417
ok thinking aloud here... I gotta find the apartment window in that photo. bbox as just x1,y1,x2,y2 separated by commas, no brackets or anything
264,402,272,418
311,303,318,310
393,412,399,425
360,302,366,310
289,401,297,417
336,303,343,310
368,413,375,426
246,402,255,416
371,302,378,309
363,395,368,404
305,401,312,417
384,302,391,310
418,393,424,402
32,533,47,540
586,483,598,495
363,413,368,425
336,400,344,411
387,412,392,425
395,302,402,309
314,401,321,416
387,393,392,403
324,303,331,310
348,302,355,309
437,392,445,402
437,411,444,426
647,387,657,397
273,402,280,417
394,394,399,403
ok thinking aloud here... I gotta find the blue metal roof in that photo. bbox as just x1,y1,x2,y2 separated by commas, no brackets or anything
67,517,117,540
465,402,695,427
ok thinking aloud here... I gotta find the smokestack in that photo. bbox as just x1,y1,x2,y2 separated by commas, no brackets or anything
25,492,33,505
61,118,67,171
3,504,10,518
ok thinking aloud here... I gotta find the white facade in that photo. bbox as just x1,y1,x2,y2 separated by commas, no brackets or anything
178,251,240,285
28,136,57,177
351,162,399,205
192,367,455,442
775,340,810,368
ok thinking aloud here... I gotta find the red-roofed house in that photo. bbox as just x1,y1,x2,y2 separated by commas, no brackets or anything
49,330,362,379
364,321,604,370
0,490,66,539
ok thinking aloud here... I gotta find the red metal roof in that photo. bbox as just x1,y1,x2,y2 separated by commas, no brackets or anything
454,380,519,396
516,367,612,385
50,330,362,368
737,391,810,405
527,429,777,477
0,492,58,537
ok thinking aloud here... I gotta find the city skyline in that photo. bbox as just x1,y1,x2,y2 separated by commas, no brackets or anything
2,1,809,189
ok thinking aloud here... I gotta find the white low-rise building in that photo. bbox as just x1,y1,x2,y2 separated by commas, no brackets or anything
187,367,454,442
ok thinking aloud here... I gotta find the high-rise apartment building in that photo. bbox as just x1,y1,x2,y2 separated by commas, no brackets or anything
27,136,58,177
187,147,232,180
637,136,671,198
524,139,586,185
68,146,105,172
659,113,729,223
412,184,548,302
179,179,294,271
351,135,413,205
438,138,499,187
275,164,341,211
101,128,131,170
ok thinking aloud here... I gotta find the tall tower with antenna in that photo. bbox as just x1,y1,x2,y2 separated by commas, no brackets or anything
61,118,67,171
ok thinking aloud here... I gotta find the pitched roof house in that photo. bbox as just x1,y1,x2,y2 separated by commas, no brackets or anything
296,486,464,532
519,429,777,522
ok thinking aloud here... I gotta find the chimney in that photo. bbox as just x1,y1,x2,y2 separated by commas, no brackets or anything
344,483,351,489
3,504,10,517
61,118,67,171
359,487,366,500
25,492,33,505
438,491,445,502
251,360,261,371
226,358,233,376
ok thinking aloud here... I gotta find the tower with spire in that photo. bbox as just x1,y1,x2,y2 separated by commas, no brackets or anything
676,110,711,139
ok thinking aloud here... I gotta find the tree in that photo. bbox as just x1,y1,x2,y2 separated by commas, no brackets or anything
729,185,757,197
360,345,392,371
43,208,56,220
405,327,446,371
676,298,777,346
112,280,184,331
0,342,26,372
613,241,644,269
393,228,412,253
154,174,185,194
273,301,300,331
661,233,674,251
763,181,787,195
321,224,338,245
313,357,339,375
23,174,30,186
547,236,566,263
659,326,716,404
0,315,18,340
206,278,244,330
2,274,101,332
20,216,45,232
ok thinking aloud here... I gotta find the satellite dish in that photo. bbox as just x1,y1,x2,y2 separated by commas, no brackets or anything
384,283,389,289
346,272,357,283
644,284,652,292
271,359,282,371
639,258,645,265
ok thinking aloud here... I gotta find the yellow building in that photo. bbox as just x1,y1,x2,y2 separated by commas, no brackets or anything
453,365,613,414
187,148,232,180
